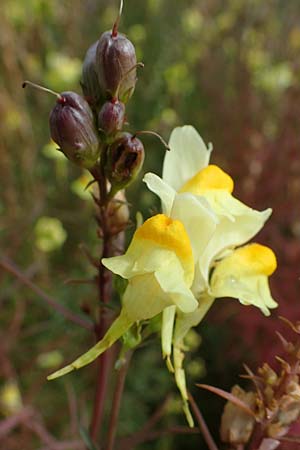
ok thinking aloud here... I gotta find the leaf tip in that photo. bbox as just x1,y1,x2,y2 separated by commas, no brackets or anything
47,364,74,380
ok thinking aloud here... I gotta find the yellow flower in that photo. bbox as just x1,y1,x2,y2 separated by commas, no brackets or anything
144,126,277,423
47,214,197,380
210,243,277,316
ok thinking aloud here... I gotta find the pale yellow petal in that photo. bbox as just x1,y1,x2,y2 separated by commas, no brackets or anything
191,264,207,297
102,254,134,279
170,193,218,262
103,246,173,278
170,295,215,428
161,305,176,371
202,190,272,222
143,173,176,215
198,191,272,283
211,274,277,316
155,261,198,313
124,273,176,320
163,126,212,191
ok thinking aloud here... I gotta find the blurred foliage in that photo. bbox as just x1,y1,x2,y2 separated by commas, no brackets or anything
1,0,300,448
34,216,67,252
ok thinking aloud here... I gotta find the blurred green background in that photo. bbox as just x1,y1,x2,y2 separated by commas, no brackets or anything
1,0,300,448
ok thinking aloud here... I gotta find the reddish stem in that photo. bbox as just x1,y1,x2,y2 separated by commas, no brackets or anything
90,350,113,442
106,352,132,450
188,392,219,450
90,158,116,443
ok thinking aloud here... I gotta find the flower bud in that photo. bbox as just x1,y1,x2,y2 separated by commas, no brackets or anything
50,92,101,169
81,42,103,108
98,99,125,136
96,31,137,103
105,132,144,189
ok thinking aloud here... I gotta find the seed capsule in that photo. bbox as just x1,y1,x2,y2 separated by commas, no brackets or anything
96,31,137,103
49,92,101,169
81,41,103,108
98,99,125,136
105,132,144,189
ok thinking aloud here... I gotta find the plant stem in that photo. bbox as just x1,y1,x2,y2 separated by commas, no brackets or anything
90,349,113,442
90,183,112,442
106,352,132,450
0,257,93,331
90,257,113,442
90,157,120,443
188,392,219,450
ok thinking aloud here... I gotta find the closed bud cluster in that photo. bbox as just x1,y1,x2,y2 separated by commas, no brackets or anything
24,1,160,198
76,0,146,191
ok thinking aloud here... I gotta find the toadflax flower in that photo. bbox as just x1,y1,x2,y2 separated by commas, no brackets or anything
144,125,277,422
47,214,198,380
48,125,277,427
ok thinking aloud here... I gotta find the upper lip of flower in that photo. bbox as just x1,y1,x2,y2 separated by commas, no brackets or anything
162,125,213,191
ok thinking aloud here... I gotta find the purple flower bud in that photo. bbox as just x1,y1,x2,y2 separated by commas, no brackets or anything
98,99,125,136
81,42,103,108
96,31,137,103
105,132,144,189
49,92,100,169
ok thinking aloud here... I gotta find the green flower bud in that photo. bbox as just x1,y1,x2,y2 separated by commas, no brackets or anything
105,132,144,190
